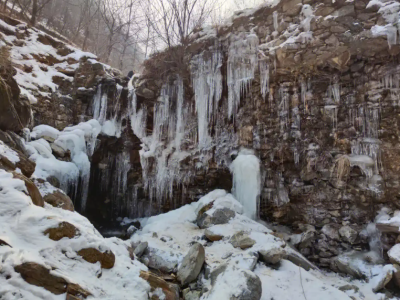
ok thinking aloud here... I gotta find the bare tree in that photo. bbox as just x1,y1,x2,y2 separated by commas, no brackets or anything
143,0,217,48
31,0,52,25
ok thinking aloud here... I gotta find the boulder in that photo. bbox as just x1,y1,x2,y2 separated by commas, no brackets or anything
134,241,148,258
44,222,79,241
197,208,236,229
12,172,44,207
177,243,205,286
184,290,202,300
77,248,115,269
141,247,179,273
372,265,394,292
15,151,36,178
140,270,180,300
230,231,256,250
210,267,262,300
0,68,31,132
392,264,400,288
331,253,364,279
284,250,317,271
259,248,285,265
43,190,74,211
14,262,90,297
321,224,341,241
339,225,358,244
388,244,400,265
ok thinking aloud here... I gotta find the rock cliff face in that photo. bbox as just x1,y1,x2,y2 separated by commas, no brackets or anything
107,0,400,229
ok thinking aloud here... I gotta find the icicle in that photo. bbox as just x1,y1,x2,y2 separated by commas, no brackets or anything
175,77,185,150
93,84,108,124
278,84,290,134
259,60,269,100
227,33,259,119
300,78,310,112
324,105,338,131
273,11,279,35
230,149,261,220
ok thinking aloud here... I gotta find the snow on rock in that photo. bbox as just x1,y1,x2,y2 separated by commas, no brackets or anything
0,169,150,299
28,120,101,211
0,140,20,164
0,15,108,105
388,244,400,265
131,190,384,300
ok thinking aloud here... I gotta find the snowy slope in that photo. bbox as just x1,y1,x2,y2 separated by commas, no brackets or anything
0,15,107,104
0,143,150,299
131,190,393,300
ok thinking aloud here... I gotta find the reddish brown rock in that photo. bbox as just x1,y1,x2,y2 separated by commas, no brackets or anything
12,172,44,207
77,248,115,269
44,222,79,241
140,270,179,300
43,191,74,211
14,262,90,297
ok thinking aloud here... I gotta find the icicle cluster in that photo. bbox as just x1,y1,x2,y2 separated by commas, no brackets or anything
227,33,259,119
136,76,192,212
191,50,223,147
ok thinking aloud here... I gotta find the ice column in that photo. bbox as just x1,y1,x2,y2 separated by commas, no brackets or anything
230,149,261,220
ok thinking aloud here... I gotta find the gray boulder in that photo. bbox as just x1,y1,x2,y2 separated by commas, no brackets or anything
259,247,285,265
177,243,205,286
197,208,236,229
230,231,256,250
134,241,148,258
339,225,358,244
321,224,341,241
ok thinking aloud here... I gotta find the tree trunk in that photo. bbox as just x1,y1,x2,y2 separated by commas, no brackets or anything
31,0,38,25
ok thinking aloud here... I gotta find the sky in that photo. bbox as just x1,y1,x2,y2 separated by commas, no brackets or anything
218,0,267,17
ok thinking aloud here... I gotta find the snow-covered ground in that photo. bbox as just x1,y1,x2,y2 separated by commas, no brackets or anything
132,189,396,300
0,164,150,300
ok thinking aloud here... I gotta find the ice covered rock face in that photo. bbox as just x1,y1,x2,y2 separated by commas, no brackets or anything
94,0,400,231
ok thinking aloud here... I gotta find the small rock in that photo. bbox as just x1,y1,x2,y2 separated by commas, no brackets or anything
77,248,115,269
44,222,79,241
184,290,202,300
140,270,180,300
204,229,223,242
0,239,11,247
134,241,148,258
339,225,358,244
338,285,359,292
230,231,256,250
177,243,205,286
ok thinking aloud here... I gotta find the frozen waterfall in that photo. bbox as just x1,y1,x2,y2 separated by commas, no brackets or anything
230,149,261,220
